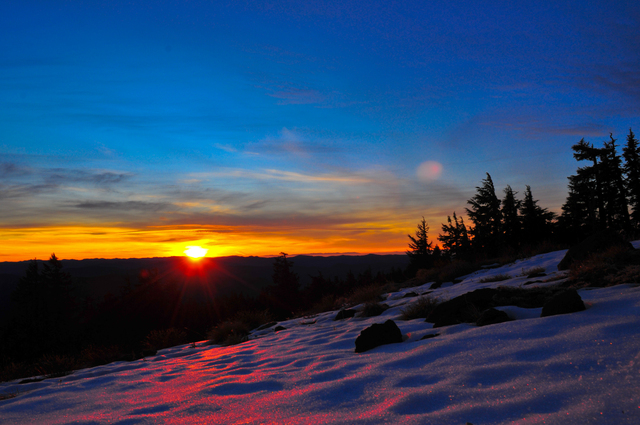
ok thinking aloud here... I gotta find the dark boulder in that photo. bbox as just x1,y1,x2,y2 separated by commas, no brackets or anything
476,308,511,327
427,288,497,328
334,308,357,321
541,289,586,317
426,286,566,327
558,231,633,271
355,320,403,353
274,326,286,332
255,321,278,331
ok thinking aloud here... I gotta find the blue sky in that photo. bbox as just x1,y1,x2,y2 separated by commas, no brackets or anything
1,0,639,259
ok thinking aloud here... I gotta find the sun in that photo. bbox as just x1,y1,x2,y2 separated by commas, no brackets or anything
184,246,208,259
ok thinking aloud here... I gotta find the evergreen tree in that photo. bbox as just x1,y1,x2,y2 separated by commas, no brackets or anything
559,170,599,242
7,254,76,358
601,134,630,231
623,128,640,229
406,217,433,272
466,173,503,256
263,252,300,318
520,185,555,245
438,211,470,259
501,185,521,249
571,138,607,229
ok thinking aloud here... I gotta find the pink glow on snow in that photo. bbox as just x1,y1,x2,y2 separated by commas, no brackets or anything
1,246,640,423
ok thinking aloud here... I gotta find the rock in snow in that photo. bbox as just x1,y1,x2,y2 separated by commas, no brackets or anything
354,319,403,353
540,288,586,317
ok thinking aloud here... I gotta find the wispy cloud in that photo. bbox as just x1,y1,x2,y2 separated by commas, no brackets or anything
72,200,170,212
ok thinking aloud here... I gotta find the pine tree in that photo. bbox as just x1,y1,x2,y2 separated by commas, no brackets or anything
501,185,521,249
438,211,470,259
601,134,630,231
466,173,503,256
623,128,640,229
560,170,599,242
406,217,433,272
520,185,555,246
571,138,607,229
8,254,76,358
264,252,300,318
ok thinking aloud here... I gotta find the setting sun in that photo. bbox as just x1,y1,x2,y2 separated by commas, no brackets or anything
184,246,208,259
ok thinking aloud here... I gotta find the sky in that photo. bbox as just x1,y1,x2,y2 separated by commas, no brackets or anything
1,0,639,261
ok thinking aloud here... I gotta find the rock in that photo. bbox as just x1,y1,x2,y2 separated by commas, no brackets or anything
476,308,511,326
255,321,278,331
355,320,403,353
427,288,497,328
274,326,286,332
141,349,157,358
558,231,633,271
334,308,357,321
402,291,419,298
541,289,586,317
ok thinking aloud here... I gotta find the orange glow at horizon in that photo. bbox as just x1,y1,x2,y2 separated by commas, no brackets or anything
0,218,440,262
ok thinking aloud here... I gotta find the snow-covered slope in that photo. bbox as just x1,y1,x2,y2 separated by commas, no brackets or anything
2,247,640,424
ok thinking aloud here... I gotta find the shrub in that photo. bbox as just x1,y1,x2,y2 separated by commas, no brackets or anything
344,284,385,307
207,319,251,346
233,310,274,332
360,302,389,318
79,345,122,368
33,354,78,379
0,359,32,383
143,328,189,351
400,296,439,320
569,245,640,288
0,354,78,383
306,294,339,315
416,261,479,285
479,273,511,283
207,309,274,346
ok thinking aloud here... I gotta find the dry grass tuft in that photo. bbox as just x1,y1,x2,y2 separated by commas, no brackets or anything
521,266,546,278
207,310,274,346
143,328,189,351
344,284,386,306
0,390,19,400
400,296,439,320
569,245,640,288
207,319,251,346
360,302,389,318
479,273,512,283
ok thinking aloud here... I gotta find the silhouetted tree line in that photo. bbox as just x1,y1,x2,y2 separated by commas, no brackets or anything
1,252,405,377
259,252,404,319
407,128,640,271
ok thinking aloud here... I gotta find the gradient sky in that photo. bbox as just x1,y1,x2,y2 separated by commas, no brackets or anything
1,0,639,261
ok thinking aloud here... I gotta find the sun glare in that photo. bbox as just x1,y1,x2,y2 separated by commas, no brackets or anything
184,246,208,259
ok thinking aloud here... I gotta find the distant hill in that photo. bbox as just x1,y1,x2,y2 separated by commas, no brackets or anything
0,254,409,319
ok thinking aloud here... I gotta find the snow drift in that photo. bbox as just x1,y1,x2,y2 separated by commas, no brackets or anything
1,246,639,424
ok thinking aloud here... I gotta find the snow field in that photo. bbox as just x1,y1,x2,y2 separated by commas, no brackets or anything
1,247,639,424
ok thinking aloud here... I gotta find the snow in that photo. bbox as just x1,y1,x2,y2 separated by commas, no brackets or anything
2,247,640,424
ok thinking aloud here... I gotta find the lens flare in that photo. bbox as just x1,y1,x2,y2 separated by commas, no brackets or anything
184,246,208,259
417,160,443,181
